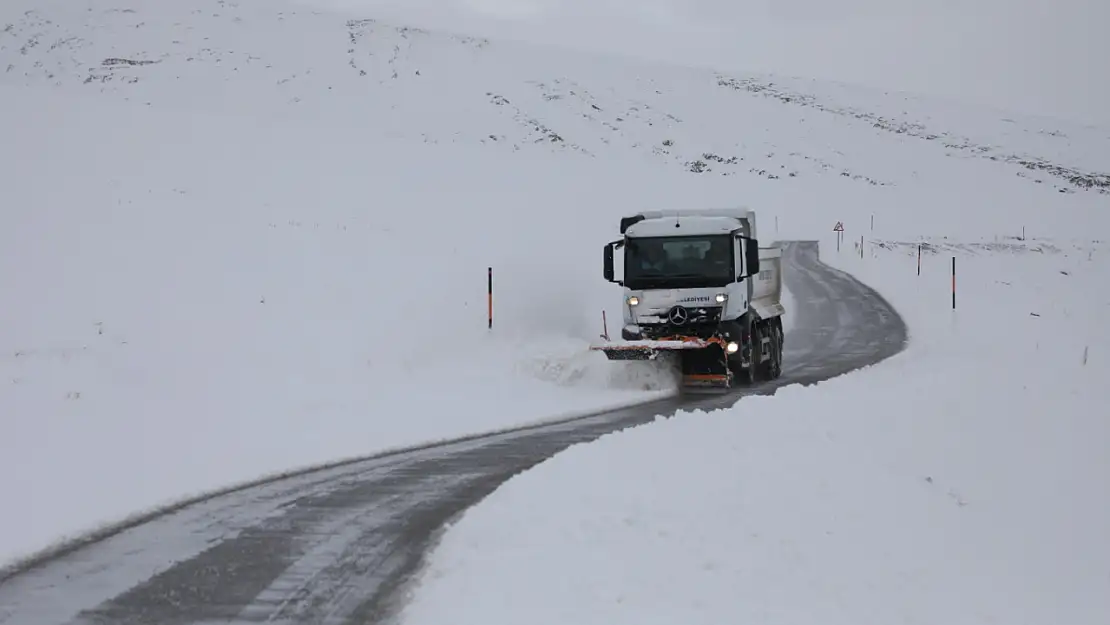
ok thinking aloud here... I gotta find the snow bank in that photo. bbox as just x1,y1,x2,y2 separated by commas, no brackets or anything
399,237,1110,624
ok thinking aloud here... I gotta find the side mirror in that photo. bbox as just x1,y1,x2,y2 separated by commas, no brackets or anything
746,238,760,277
603,239,624,283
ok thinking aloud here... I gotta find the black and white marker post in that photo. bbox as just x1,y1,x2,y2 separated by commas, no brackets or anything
951,256,956,310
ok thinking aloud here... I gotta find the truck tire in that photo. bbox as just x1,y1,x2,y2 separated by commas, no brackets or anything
761,322,782,380
775,322,785,377
775,322,785,378
746,321,764,384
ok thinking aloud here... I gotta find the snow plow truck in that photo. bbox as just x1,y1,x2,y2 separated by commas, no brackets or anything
591,208,786,390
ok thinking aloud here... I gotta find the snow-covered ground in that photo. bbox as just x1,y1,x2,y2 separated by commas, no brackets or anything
400,236,1110,624
2,0,1108,576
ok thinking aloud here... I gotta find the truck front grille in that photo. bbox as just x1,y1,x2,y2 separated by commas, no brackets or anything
635,306,723,340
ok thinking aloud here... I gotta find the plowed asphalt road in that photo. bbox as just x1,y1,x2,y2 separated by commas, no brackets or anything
0,240,907,625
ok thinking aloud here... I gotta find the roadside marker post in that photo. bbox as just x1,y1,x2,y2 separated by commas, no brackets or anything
488,267,493,329
951,257,956,310
917,244,922,276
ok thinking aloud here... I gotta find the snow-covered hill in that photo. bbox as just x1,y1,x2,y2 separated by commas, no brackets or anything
299,0,1110,126
2,0,1108,576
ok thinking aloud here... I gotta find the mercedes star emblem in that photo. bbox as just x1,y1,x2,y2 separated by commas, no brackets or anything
668,306,689,325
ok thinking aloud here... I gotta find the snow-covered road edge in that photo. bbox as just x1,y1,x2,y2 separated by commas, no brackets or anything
0,387,675,583
0,285,796,580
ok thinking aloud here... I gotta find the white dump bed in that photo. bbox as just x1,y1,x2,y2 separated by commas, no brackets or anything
750,245,785,320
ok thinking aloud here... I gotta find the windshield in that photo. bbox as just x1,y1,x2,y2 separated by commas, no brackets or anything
624,235,735,290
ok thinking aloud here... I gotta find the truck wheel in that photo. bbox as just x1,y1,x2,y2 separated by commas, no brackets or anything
758,322,781,380
747,322,764,384
776,323,785,377
767,325,783,379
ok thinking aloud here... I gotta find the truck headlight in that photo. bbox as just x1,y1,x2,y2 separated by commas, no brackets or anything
715,293,727,303
726,341,739,353
627,296,640,306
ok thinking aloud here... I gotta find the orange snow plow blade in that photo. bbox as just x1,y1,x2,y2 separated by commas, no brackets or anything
682,373,732,386
590,336,719,361
590,336,735,390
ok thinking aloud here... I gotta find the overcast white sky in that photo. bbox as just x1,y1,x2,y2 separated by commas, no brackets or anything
303,0,1108,126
